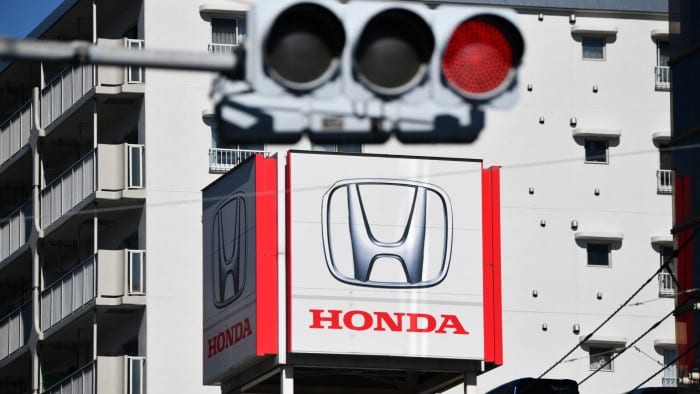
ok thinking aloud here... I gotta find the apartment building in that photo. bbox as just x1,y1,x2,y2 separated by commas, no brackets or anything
0,0,220,392
0,0,672,394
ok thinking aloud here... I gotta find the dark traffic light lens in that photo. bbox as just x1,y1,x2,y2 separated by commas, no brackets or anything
264,4,345,91
354,9,435,96
442,16,524,99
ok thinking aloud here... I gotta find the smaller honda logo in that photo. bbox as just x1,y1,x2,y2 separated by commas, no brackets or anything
212,192,247,307
322,179,452,288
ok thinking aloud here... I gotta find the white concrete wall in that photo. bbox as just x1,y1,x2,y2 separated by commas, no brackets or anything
145,3,671,394
402,10,672,394
142,0,219,392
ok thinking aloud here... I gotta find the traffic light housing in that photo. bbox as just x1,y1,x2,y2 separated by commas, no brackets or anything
216,0,524,144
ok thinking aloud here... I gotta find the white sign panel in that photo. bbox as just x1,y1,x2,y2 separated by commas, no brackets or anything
288,152,487,360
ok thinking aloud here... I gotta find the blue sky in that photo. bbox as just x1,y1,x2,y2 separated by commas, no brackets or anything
0,0,64,38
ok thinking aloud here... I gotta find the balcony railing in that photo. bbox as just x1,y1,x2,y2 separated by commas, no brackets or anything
655,66,671,91
40,150,95,228
41,255,96,331
40,64,96,128
0,200,32,262
42,356,145,394
659,272,676,297
208,43,238,54
40,144,145,229
0,301,30,361
40,250,146,331
0,99,32,167
662,376,677,387
209,148,268,173
657,169,673,194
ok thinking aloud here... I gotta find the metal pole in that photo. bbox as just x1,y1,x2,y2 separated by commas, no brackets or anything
464,373,477,394
0,36,238,73
281,366,294,394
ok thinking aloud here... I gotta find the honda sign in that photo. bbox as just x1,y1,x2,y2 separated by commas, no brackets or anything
286,151,502,362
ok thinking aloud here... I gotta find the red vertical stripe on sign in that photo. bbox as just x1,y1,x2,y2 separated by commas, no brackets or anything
255,155,278,356
482,166,503,366
285,151,293,353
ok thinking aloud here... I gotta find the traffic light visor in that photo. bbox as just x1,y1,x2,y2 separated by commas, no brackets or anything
264,3,346,91
441,15,524,100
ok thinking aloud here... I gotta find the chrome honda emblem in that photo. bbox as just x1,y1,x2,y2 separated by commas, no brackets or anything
212,192,247,307
322,179,452,288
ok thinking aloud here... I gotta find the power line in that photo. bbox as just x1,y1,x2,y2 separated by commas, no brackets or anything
633,345,664,366
578,307,677,386
630,341,700,391
538,227,699,379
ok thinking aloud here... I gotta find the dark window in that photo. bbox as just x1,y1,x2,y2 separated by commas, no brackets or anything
659,144,672,170
582,36,605,60
589,347,613,371
587,243,610,266
312,144,363,153
657,41,670,67
585,140,608,163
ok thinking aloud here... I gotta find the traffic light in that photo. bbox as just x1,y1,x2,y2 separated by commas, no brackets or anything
216,0,524,144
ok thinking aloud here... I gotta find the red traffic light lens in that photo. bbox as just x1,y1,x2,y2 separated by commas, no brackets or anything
442,17,522,99
264,4,345,91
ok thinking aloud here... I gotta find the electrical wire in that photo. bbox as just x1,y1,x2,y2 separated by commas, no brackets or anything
5,139,700,225
538,226,699,379
629,341,700,391
578,307,677,386
633,345,664,366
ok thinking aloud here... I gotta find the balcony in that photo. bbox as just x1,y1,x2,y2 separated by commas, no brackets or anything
40,144,144,231
40,249,146,333
209,147,269,173
42,356,145,394
657,169,673,194
0,99,32,169
208,43,238,54
0,200,32,264
40,38,145,132
40,64,95,130
0,301,30,363
655,66,671,91
659,272,676,298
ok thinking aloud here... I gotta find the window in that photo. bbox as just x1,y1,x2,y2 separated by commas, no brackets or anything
659,143,671,171
657,41,670,67
659,245,677,297
587,243,610,266
312,143,363,153
656,41,671,90
582,36,605,60
126,39,145,84
662,349,678,387
210,18,246,53
589,347,614,371
584,140,608,163
661,245,675,266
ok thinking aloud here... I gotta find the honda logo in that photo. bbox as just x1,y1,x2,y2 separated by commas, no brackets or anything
322,179,452,288
212,192,247,307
